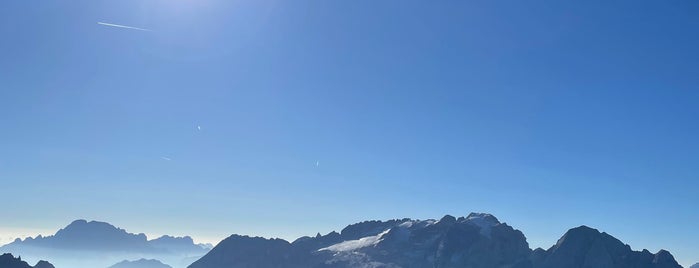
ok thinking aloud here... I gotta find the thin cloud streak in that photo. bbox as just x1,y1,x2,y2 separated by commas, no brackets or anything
97,22,151,32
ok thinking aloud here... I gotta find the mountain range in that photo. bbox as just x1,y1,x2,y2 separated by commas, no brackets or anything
190,213,683,268
0,214,689,268
0,220,211,268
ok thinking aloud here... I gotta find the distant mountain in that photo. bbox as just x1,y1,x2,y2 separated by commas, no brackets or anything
0,253,54,268
2,220,208,254
108,259,172,268
189,213,682,268
0,220,210,268
690,263,698,268
8,220,151,252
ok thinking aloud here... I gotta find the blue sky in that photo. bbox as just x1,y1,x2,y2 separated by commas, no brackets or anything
1,0,698,266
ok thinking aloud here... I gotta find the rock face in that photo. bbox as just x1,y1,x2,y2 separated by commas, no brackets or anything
0,253,54,268
189,213,683,268
108,259,172,268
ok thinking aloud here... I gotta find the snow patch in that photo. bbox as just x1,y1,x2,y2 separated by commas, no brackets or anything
464,213,499,237
319,229,391,252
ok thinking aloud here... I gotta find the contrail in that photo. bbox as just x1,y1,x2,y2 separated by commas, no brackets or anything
97,22,151,32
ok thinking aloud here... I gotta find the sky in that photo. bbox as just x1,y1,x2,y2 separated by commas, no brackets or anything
1,0,698,266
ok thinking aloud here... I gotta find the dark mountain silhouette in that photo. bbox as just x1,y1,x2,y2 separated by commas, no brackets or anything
189,213,683,268
0,253,54,268
108,259,172,268
0,220,210,268
534,226,681,268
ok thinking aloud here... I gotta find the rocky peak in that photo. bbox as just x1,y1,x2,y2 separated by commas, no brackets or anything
437,214,457,225
653,250,680,266
33,260,55,268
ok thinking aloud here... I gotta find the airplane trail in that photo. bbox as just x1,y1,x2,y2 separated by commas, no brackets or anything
97,22,151,32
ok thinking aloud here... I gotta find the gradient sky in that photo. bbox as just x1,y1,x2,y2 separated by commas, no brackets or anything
1,0,698,266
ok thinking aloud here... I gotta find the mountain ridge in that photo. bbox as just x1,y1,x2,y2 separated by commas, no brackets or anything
190,213,682,268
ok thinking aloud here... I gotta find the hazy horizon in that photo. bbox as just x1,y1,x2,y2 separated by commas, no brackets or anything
2,0,698,267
